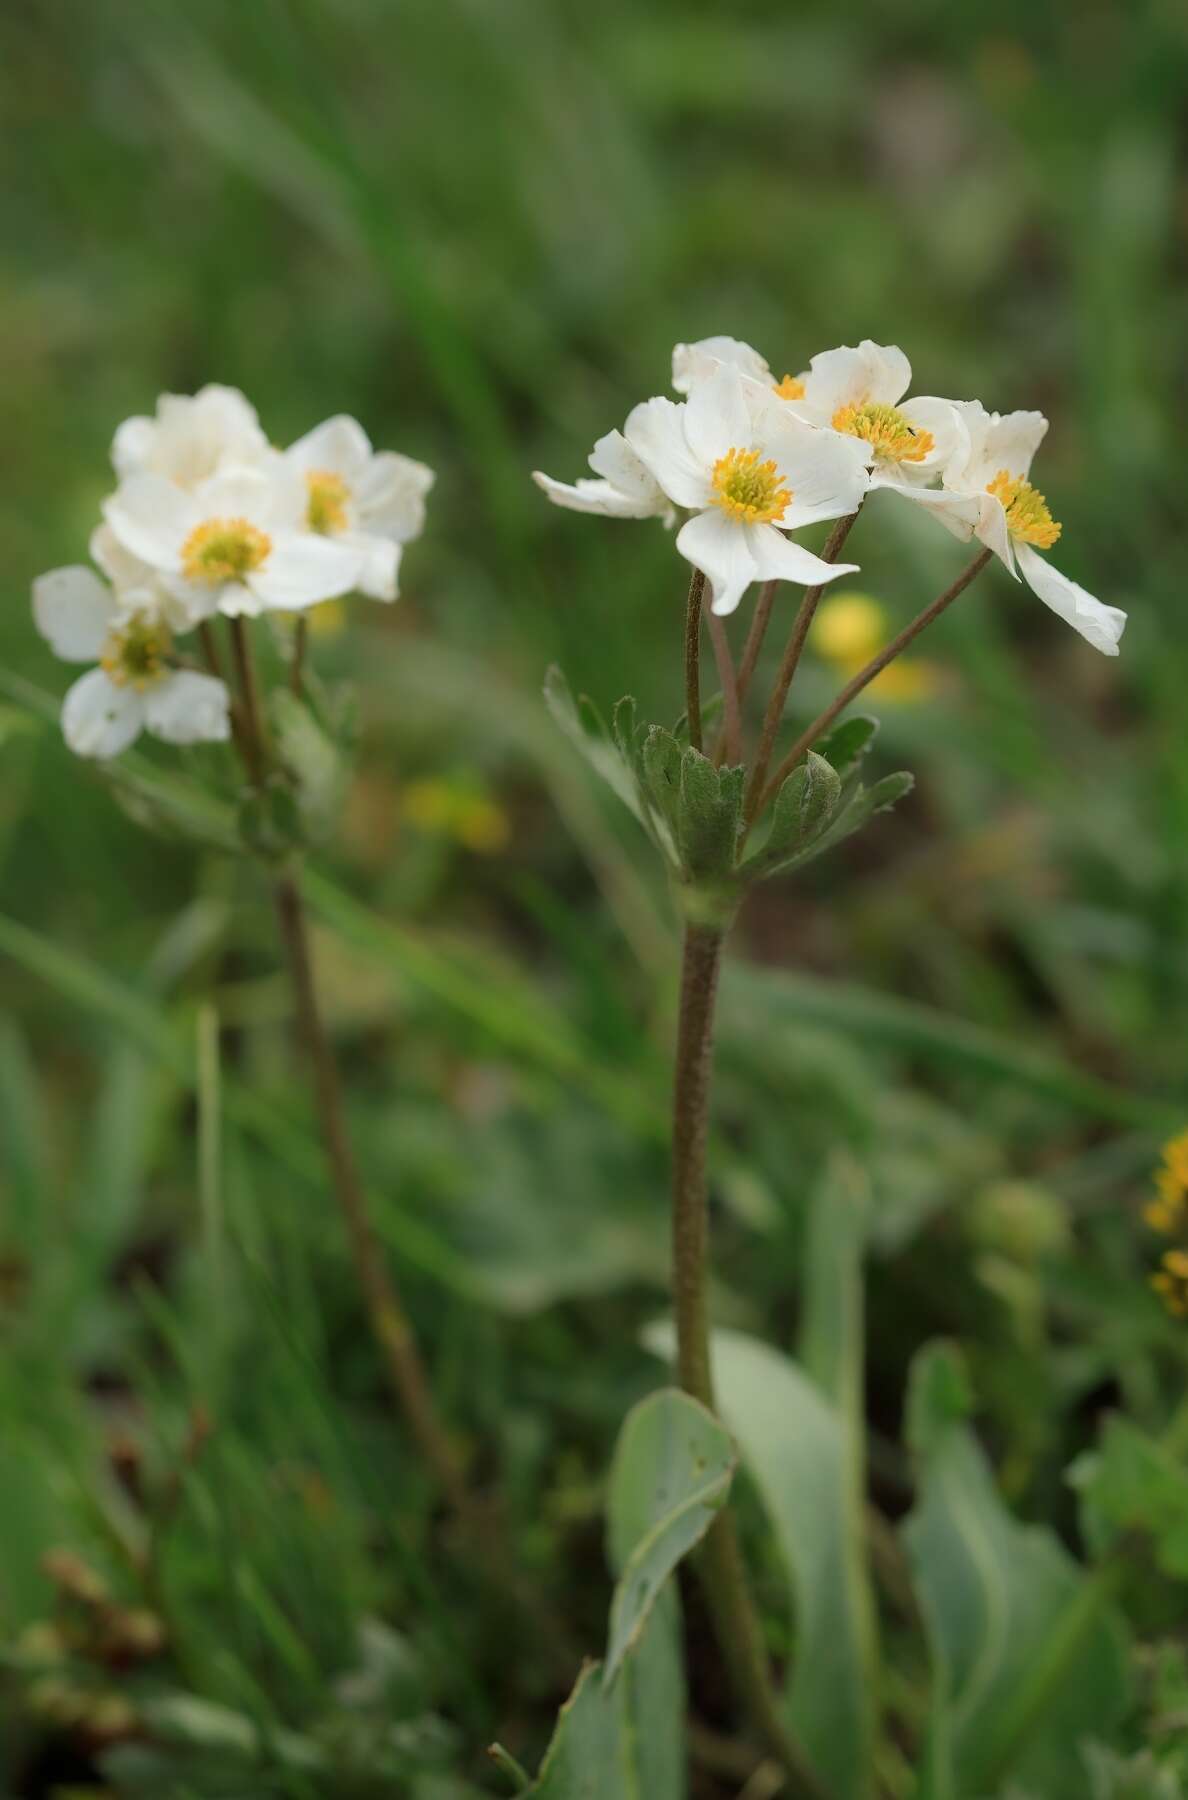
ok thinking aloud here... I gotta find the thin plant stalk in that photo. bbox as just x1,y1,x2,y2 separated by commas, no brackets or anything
684,567,706,751
743,508,863,824
671,923,827,1800
703,595,742,766
758,547,992,812
735,578,779,707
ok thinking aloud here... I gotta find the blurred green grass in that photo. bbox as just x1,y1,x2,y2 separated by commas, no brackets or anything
3,0,1188,1787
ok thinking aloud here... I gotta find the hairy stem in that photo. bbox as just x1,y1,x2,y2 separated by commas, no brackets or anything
684,567,706,752
272,866,474,1518
735,578,779,707
743,508,863,826
758,547,993,812
703,595,742,766
672,924,828,1799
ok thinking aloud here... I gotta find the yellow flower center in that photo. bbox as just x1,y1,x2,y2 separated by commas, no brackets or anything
832,400,934,464
305,469,351,535
774,373,805,400
711,447,793,524
985,470,1062,548
181,517,272,585
99,617,171,691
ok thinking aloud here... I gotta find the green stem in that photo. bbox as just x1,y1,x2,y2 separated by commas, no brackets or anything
671,923,828,1800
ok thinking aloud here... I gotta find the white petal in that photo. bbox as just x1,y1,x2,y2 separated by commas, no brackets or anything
588,428,661,506
676,509,757,617
532,470,662,519
868,478,982,541
754,410,870,526
144,671,232,744
61,669,144,758
624,397,711,509
350,534,401,601
980,409,1048,483
973,493,1019,576
356,451,435,540
89,522,157,594
802,340,911,418
671,336,772,395
111,416,156,481
1014,543,1126,656
684,364,751,467
246,534,362,611
211,581,261,618
285,414,372,481
189,464,277,524
747,523,860,593
151,386,268,485
895,396,968,480
33,567,115,663
103,475,195,571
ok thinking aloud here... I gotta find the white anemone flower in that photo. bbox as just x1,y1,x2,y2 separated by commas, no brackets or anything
933,401,1126,656
533,408,676,525
671,335,808,403
103,462,362,621
792,341,968,518
625,364,869,616
282,416,435,601
112,384,269,489
33,566,230,759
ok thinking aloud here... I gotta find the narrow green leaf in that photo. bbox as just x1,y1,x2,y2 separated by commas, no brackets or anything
604,1387,735,1683
675,748,744,882
814,714,879,781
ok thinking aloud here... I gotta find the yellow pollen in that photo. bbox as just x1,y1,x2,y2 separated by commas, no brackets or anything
774,373,805,400
1152,1249,1188,1319
986,470,1062,548
832,400,935,464
305,469,351,535
711,447,793,524
181,516,272,585
99,617,171,691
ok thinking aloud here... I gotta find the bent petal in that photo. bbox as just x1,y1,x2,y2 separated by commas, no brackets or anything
757,410,870,526
747,522,860,593
624,397,710,509
341,531,401,601
247,534,362,611
672,336,772,395
677,508,757,616
144,670,232,744
33,566,114,662
532,470,663,519
1015,543,1126,656
61,668,143,758
869,479,982,541
588,428,670,514
357,451,435,540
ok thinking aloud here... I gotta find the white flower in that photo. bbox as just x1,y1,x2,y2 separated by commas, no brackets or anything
625,364,869,616
533,409,676,525
103,463,361,621
112,385,269,488
33,566,230,759
792,341,969,520
933,401,1126,656
672,335,808,403
282,416,435,601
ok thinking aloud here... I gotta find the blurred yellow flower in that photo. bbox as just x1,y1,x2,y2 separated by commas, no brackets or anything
1145,1132,1188,1238
1152,1249,1188,1319
402,777,510,854
306,597,348,636
814,591,941,703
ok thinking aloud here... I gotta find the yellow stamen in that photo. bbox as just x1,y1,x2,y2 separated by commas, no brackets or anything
99,617,171,691
774,373,805,400
1152,1249,1188,1318
711,447,792,525
305,469,351,535
181,517,272,585
985,470,1062,548
832,400,934,464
